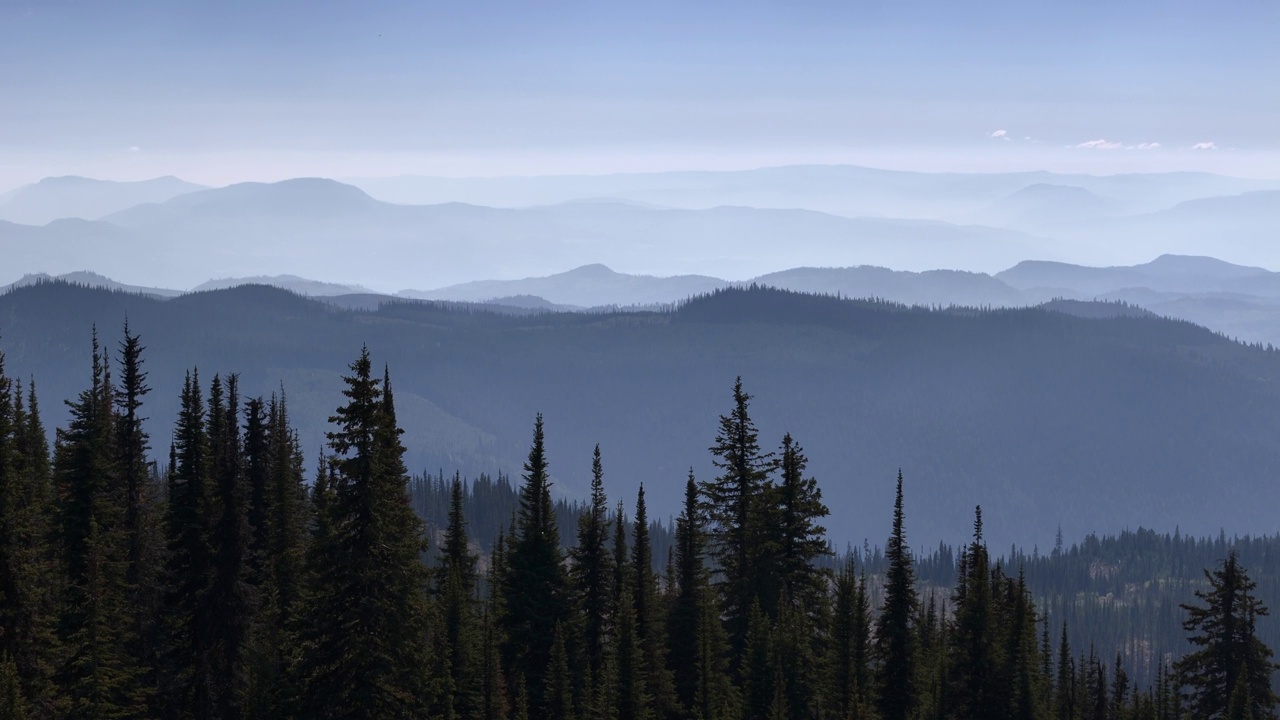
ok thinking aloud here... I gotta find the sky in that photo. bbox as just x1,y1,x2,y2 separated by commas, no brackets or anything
2,0,1279,188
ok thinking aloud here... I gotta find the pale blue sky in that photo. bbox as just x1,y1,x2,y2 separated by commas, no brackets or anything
2,0,1277,185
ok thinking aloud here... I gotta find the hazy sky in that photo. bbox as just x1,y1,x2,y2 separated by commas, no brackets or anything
3,0,1278,187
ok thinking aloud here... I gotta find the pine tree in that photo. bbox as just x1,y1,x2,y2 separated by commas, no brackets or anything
205,375,256,718
875,470,919,720
741,600,775,720
503,414,575,720
572,446,614,704
632,484,676,718
113,323,163,700
949,506,1002,720
437,474,482,719
161,370,215,718
773,433,830,612
1056,624,1076,720
668,472,707,715
829,561,866,720
546,623,576,720
0,359,57,715
55,333,149,718
702,378,772,660
1175,551,1279,720
295,350,434,719
614,503,651,720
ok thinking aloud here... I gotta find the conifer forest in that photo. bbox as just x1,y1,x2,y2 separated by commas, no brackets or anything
0,325,1275,720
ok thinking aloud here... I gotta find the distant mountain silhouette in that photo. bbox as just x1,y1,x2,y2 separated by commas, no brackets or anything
0,271,180,297
348,165,1280,222
977,183,1124,229
193,274,375,296
3,179,1048,289
998,254,1275,297
406,264,727,307
0,175,205,225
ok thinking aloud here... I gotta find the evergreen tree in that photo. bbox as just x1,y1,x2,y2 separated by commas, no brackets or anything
1175,551,1279,720
113,323,163,699
572,445,614,686
205,375,255,718
295,350,434,719
773,433,830,612
875,470,919,720
614,503,651,720
161,370,216,718
702,378,772,659
437,474,482,719
0,359,57,716
1056,624,1076,720
503,414,574,720
632,484,676,718
55,333,149,718
829,561,869,720
950,507,1002,720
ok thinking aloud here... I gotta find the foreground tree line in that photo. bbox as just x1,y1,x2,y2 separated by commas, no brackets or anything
0,329,1275,720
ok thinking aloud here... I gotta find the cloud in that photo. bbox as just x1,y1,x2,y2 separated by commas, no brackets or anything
989,129,1009,140
1129,142,1161,150
1076,139,1123,150
1192,141,1218,150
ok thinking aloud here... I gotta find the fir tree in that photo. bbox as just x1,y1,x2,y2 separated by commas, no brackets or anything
1175,551,1279,720
161,370,215,718
614,503,651,720
295,350,434,719
702,378,772,660
571,446,614,688
205,375,255,718
632,484,676,718
437,474,482,719
113,323,163,699
503,414,575,720
875,470,919,720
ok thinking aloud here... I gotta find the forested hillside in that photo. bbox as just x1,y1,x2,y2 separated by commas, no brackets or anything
0,339,1273,720
3,281,1280,548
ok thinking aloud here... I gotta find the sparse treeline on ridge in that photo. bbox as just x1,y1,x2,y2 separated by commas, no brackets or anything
0,326,1274,720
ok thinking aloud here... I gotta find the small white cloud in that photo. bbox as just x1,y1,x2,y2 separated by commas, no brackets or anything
128,146,141,152
1192,141,1218,150
1076,139,1123,150
989,129,1009,140
1128,142,1161,150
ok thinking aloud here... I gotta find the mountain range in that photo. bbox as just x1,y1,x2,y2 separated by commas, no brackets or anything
4,280,1280,549
5,165,1280,293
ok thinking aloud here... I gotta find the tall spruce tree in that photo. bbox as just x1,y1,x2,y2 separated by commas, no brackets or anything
295,350,434,719
0,358,56,714
632,484,676,718
162,370,215,718
437,474,482,720
773,433,830,612
875,470,919,720
614,503,651,720
702,378,772,661
1175,551,1279,720
950,507,1002,720
113,323,163,700
55,332,149,718
205,375,255,718
503,414,574,720
572,445,614,687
